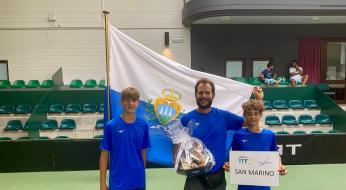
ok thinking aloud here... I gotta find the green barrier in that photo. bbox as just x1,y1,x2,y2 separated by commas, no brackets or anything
316,88,346,132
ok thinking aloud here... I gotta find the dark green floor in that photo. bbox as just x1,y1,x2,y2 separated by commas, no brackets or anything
1,164,345,190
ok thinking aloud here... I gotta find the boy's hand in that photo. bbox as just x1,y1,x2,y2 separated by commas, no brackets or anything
253,86,264,100
223,162,230,172
278,165,287,175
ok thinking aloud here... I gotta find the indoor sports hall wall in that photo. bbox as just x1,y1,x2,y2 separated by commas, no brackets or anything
191,24,346,78
0,0,191,83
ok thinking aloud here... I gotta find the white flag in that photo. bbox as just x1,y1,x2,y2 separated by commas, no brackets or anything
106,24,253,165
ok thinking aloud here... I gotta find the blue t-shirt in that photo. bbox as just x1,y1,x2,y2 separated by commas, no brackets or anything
261,69,273,79
181,107,244,173
232,128,278,190
100,116,151,190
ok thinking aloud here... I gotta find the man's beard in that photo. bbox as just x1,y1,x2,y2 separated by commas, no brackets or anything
196,98,213,110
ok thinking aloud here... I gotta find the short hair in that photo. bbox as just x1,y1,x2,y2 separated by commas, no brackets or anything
121,87,140,101
291,60,298,64
242,99,264,115
267,62,273,68
195,78,215,95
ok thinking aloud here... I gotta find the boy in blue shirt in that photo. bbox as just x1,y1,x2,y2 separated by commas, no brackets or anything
99,87,151,190
224,99,287,190
259,62,278,87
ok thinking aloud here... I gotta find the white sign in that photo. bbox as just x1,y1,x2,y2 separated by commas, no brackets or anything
229,151,280,187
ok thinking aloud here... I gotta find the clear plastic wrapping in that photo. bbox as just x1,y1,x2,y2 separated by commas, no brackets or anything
166,120,215,176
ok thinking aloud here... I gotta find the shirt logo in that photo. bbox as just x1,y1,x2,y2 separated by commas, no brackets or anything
241,139,248,143
118,129,125,133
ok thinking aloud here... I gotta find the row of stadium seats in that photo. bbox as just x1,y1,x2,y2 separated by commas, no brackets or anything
0,100,313,114
234,76,294,86
276,129,340,135
0,103,104,114
0,79,106,89
265,114,331,125
264,99,319,109
0,135,104,141
0,79,53,88
69,79,105,88
48,103,104,113
3,119,104,131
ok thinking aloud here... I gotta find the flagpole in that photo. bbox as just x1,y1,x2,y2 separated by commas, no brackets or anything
103,10,111,121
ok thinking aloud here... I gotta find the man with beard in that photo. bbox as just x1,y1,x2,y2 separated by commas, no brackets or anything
174,78,263,190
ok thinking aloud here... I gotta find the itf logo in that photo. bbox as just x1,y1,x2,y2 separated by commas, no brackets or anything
239,156,252,164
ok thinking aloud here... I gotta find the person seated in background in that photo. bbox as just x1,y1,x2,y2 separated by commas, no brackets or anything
289,60,309,87
259,62,279,87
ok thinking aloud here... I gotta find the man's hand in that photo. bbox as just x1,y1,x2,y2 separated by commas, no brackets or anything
253,86,264,100
223,162,230,172
278,164,287,176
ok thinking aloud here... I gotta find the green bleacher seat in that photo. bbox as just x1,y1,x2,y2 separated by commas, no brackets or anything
11,80,25,88
328,129,340,134
70,79,83,88
83,103,98,113
41,119,58,130
282,115,298,125
289,100,304,109
276,131,290,135
65,104,81,113
17,136,30,140
95,119,104,129
234,77,248,84
38,136,50,140
0,105,14,114
0,137,12,140
84,79,97,88
293,130,307,135
5,120,23,130
263,101,272,110
272,100,288,109
99,103,104,112
265,115,281,125
55,136,70,140
94,135,103,139
248,77,262,85
26,80,40,88
59,119,76,129
49,104,65,113
277,77,289,86
298,114,316,125
41,79,53,88
311,130,324,134
304,100,319,109
15,104,32,114
99,79,106,88
315,114,332,124
33,104,49,114
0,80,11,89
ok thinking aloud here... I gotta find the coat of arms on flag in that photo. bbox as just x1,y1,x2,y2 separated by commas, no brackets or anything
154,89,182,125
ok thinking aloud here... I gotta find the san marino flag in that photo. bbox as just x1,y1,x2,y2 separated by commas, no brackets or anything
105,24,253,166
